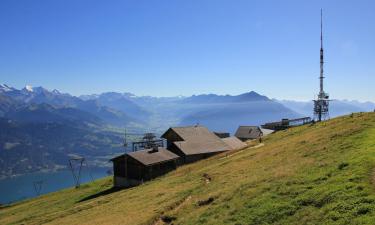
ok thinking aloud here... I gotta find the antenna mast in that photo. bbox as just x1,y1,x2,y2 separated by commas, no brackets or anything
320,8,324,95
313,9,330,121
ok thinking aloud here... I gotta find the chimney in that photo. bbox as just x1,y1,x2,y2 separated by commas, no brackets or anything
148,145,159,153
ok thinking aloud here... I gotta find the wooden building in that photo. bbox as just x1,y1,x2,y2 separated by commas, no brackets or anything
235,126,263,141
111,147,179,188
161,126,231,164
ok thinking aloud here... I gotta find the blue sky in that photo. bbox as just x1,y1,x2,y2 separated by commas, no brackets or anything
0,0,374,101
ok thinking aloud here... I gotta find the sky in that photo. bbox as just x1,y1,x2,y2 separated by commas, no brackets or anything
0,0,374,101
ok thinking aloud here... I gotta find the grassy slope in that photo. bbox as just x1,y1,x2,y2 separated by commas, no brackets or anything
1,113,375,225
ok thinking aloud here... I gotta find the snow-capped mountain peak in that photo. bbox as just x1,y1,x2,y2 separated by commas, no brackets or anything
24,85,34,92
0,84,16,92
52,89,61,94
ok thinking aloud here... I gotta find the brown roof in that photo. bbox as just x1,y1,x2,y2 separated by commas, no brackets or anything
112,147,179,166
222,137,247,150
163,126,231,155
235,126,263,139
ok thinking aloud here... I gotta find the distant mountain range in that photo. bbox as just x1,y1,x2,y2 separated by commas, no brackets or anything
80,92,150,120
180,91,270,104
2,84,373,132
78,90,300,133
174,92,300,133
1,83,374,177
0,85,141,177
0,84,142,127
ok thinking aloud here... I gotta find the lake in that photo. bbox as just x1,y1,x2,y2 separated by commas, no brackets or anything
0,167,110,204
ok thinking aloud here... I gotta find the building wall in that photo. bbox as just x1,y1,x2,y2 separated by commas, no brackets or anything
112,156,178,187
113,156,126,178
126,157,145,180
113,156,144,180
143,161,177,181
168,144,186,165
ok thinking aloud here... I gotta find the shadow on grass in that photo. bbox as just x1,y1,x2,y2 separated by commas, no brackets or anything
0,203,10,210
78,187,124,202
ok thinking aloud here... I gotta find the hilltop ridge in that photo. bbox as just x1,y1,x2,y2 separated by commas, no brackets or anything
1,113,375,224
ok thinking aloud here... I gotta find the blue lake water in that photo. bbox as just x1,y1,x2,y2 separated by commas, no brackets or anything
0,167,109,204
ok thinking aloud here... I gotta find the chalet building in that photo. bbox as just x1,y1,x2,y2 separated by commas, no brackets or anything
161,126,231,164
110,147,179,188
235,126,263,141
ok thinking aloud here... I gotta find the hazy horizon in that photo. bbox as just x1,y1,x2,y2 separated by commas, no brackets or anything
2,83,375,104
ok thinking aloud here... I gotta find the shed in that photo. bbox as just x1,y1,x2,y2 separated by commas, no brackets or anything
161,125,231,164
111,147,179,187
235,126,263,141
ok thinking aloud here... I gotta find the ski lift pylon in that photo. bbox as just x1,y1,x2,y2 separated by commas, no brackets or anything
68,156,85,188
33,180,44,196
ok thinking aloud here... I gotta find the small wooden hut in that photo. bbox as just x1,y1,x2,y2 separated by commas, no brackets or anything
235,126,263,141
111,147,179,187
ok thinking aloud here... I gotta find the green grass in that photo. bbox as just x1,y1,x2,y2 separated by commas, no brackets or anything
1,113,375,225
